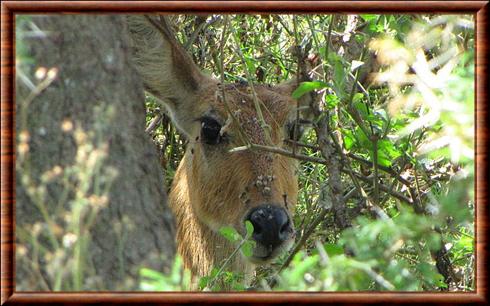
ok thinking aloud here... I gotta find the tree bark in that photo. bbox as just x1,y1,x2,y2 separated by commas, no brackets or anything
15,15,175,290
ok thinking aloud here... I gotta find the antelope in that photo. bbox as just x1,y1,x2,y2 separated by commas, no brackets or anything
127,16,313,285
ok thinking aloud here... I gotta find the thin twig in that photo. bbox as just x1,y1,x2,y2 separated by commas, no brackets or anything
279,205,329,273
323,15,336,74
284,138,412,187
20,73,58,131
346,151,411,186
346,49,371,139
207,238,247,290
229,143,325,164
306,17,321,52
372,135,380,205
145,112,163,134
325,129,414,211
184,16,221,50
276,16,293,36
292,16,301,156
232,141,414,206
231,22,273,144
183,17,207,50
361,265,395,290
275,187,358,285
349,171,413,205
413,164,424,213
314,115,350,229
218,16,249,146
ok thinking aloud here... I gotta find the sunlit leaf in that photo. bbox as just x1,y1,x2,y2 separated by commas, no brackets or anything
292,81,328,99
241,240,256,257
325,94,340,109
219,226,241,243
198,276,209,290
323,243,344,257
360,14,378,22
245,220,254,238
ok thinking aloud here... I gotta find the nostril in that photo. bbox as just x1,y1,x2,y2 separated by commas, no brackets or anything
251,220,262,235
280,219,290,234
248,212,263,235
246,205,292,248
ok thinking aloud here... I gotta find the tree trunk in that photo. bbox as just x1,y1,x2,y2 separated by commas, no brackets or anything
15,15,175,291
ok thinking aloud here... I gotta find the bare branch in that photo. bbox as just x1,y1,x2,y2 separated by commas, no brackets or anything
145,111,163,134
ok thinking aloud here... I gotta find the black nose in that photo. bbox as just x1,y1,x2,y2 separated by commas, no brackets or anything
246,205,292,248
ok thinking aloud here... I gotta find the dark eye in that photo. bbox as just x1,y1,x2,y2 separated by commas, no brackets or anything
201,117,222,145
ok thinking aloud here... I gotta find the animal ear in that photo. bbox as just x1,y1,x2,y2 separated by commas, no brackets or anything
126,15,212,136
274,79,317,121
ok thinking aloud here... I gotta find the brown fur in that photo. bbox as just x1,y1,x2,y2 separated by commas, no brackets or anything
127,16,309,285
169,83,299,281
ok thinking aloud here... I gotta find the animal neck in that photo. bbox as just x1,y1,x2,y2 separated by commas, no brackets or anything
168,152,254,283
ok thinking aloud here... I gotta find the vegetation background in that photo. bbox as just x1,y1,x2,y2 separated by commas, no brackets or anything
15,14,474,291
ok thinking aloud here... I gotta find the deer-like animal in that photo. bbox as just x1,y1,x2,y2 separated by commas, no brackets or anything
127,16,312,284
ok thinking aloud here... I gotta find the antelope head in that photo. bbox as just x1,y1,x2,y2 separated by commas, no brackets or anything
127,15,313,271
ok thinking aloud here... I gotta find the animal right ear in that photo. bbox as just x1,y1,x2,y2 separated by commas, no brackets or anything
274,78,317,122
126,15,210,136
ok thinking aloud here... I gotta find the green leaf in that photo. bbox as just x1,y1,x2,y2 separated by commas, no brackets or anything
417,262,434,277
353,99,368,119
333,59,345,91
244,55,257,72
374,24,385,33
210,267,219,278
140,268,165,281
245,220,254,238
219,226,241,243
325,94,340,109
352,93,364,104
366,139,402,167
289,255,319,282
354,127,371,149
343,130,355,150
292,81,328,99
241,240,256,257
378,139,402,165
426,232,442,251
455,235,474,253
417,262,447,288
170,256,183,284
323,243,344,257
434,273,448,288
361,14,378,22
198,276,209,290
375,152,392,167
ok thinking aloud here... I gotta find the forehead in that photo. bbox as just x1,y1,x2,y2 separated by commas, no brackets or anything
202,82,292,127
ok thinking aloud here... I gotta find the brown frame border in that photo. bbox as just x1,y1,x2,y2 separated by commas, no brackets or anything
1,1,488,305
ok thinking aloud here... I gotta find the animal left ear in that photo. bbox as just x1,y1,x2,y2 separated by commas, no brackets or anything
126,15,215,138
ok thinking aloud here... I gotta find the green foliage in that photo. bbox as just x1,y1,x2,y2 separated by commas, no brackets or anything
139,256,191,291
198,268,246,291
15,13,474,293
219,226,242,243
218,222,257,259
275,206,447,291
196,221,256,291
292,81,328,99
142,14,475,292
16,104,118,290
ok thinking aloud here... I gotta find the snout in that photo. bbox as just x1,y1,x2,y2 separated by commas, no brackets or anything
245,204,294,262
